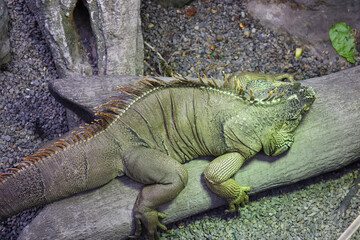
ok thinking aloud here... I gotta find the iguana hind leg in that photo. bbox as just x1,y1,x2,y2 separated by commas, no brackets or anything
123,146,188,240
204,152,251,212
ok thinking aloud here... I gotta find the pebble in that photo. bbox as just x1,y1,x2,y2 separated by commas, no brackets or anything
185,6,197,18
3,135,11,142
216,34,224,41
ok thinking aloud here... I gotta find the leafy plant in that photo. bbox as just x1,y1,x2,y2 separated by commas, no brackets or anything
329,22,357,63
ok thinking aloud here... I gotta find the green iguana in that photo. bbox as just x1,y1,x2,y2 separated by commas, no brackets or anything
0,72,316,240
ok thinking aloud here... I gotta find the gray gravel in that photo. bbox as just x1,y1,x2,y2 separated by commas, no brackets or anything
141,0,351,79
1,0,359,239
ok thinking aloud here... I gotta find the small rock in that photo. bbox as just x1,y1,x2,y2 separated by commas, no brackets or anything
3,135,11,142
216,34,224,41
210,7,217,14
185,7,197,18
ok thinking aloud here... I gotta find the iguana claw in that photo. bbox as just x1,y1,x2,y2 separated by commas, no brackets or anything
129,210,167,240
157,212,167,230
225,186,251,213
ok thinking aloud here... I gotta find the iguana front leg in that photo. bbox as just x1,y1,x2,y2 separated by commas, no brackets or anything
123,146,188,240
204,152,251,212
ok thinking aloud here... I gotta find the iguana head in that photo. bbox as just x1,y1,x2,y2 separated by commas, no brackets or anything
244,80,317,156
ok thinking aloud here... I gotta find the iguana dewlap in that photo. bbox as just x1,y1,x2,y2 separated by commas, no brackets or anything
0,72,316,240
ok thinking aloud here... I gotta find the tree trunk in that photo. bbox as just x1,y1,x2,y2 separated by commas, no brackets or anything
19,67,360,240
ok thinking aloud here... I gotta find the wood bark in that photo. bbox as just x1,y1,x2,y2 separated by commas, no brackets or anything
19,67,360,240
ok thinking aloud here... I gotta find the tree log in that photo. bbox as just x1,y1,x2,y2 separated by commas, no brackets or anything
19,67,360,240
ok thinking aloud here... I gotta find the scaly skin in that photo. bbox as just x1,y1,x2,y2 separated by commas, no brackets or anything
0,72,316,240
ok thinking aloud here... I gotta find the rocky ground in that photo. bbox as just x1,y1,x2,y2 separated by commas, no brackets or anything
0,0,359,239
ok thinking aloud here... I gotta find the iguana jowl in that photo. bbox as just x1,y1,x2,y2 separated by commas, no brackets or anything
0,72,316,239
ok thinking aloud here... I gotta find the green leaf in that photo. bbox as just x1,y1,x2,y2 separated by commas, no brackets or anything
329,22,357,63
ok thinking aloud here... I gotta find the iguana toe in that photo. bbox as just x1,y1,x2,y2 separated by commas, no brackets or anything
130,209,167,239
157,211,167,219
156,212,167,231
226,186,251,213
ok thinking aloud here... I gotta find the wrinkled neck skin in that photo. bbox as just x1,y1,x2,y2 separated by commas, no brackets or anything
256,104,301,157
224,99,299,158
222,113,263,159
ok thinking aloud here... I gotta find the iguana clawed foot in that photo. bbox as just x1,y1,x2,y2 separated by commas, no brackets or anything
129,208,167,240
225,186,251,213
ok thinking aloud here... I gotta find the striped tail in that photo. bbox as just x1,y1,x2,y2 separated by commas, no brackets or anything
0,121,123,221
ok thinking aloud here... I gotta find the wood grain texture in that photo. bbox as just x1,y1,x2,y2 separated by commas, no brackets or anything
19,67,360,240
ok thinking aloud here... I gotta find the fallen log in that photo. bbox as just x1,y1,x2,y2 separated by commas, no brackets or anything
19,67,360,240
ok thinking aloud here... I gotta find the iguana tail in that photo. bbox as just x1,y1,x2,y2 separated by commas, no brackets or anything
0,121,123,221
